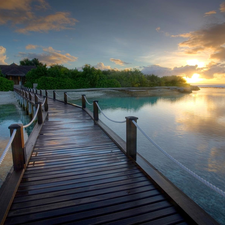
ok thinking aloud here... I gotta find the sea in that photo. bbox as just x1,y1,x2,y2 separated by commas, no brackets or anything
0,85,225,224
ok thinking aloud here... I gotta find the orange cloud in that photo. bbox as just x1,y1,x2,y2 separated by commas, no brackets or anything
0,0,31,11
94,62,112,70
110,58,130,66
220,2,225,12
0,46,7,64
26,44,38,50
16,12,78,33
156,27,160,32
204,10,216,16
19,47,78,65
0,0,77,33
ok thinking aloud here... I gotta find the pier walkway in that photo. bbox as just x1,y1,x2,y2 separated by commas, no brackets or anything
1,90,219,225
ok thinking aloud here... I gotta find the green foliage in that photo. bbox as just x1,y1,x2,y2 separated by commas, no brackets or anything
20,58,45,67
23,58,188,89
37,77,75,89
161,75,187,86
47,65,71,78
0,69,5,78
0,77,14,91
24,65,48,87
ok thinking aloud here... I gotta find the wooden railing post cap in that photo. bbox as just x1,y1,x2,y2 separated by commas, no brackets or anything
126,116,138,121
8,124,23,130
94,100,98,102
82,94,86,96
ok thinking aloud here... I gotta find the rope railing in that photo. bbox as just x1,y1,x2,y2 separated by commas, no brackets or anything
0,129,17,165
84,96,93,106
41,97,46,107
96,102,126,123
132,120,225,198
55,92,61,97
23,104,40,128
66,93,80,101
36,95,43,100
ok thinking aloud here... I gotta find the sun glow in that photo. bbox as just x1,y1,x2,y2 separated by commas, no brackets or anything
184,73,203,83
186,59,205,68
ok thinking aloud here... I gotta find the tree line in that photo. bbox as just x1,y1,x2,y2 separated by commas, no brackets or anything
0,58,188,91
22,58,187,89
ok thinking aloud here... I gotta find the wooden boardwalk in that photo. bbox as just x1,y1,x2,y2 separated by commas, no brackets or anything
4,98,194,224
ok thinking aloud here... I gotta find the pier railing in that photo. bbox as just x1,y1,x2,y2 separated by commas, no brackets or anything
0,88,48,171
17,89,225,200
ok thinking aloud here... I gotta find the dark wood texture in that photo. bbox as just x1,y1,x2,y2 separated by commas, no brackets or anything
3,98,208,224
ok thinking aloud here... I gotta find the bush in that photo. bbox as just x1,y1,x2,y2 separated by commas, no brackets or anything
0,77,14,91
37,77,76,89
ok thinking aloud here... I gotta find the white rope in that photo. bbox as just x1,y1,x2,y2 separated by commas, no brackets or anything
66,93,80,101
55,92,61,97
36,95,42,100
0,129,17,165
132,121,225,198
96,102,126,123
41,97,46,107
84,96,92,106
23,104,40,128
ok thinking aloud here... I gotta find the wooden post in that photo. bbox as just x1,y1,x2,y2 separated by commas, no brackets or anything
37,102,43,124
43,96,48,111
126,116,138,160
93,100,98,121
40,90,42,96
30,103,34,118
8,124,25,171
36,89,37,94
82,95,86,109
29,92,32,101
35,94,38,104
45,90,48,97
53,91,56,100
25,99,29,115
64,92,67,104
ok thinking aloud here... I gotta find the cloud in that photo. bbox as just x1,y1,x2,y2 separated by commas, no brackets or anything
0,46,7,64
220,2,225,12
142,65,173,77
156,27,160,32
94,62,112,70
178,23,225,51
142,62,225,80
16,12,78,33
210,47,225,61
0,0,31,11
18,46,78,65
110,58,130,66
204,10,216,16
201,62,225,79
26,44,38,50
142,64,199,78
0,0,77,33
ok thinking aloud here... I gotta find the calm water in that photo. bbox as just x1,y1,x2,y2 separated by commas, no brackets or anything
70,87,225,224
0,92,31,187
1,88,225,224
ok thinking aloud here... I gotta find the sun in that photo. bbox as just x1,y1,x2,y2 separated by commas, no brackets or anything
186,59,205,68
184,73,203,83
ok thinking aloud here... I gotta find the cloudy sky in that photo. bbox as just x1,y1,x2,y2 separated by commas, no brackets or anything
1,0,225,84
